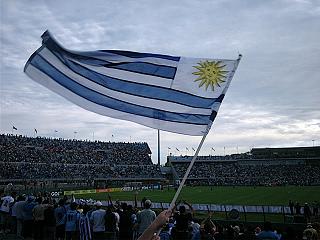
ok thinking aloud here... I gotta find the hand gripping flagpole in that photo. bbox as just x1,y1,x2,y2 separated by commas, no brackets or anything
154,54,242,237
153,128,210,237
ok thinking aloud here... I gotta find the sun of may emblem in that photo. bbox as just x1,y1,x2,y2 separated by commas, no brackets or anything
192,60,228,91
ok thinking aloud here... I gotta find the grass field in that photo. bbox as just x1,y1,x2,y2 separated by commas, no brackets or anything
79,186,320,206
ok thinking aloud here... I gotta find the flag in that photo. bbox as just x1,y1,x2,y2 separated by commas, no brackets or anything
34,128,37,134
176,148,180,152
12,126,17,130
24,31,241,136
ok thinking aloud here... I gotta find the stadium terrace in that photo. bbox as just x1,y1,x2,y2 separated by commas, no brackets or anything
1,134,320,239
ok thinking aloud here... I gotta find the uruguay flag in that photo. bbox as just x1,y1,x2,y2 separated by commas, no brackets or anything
24,31,241,136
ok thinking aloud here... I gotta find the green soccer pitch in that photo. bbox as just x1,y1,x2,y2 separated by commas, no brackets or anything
79,186,320,206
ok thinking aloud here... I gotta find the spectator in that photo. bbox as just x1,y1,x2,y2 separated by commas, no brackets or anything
137,209,171,240
23,196,37,239
0,192,15,234
90,201,106,240
118,202,134,240
12,195,25,238
295,202,301,215
304,203,312,222
65,202,80,240
256,221,280,240
136,200,156,237
289,200,294,215
79,204,92,240
33,197,49,240
174,201,193,231
55,199,66,240
303,224,318,240
43,200,56,240
192,218,216,240
105,205,118,240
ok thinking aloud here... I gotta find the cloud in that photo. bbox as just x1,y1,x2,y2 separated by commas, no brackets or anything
1,0,319,163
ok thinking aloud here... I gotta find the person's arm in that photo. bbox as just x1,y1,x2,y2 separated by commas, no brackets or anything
137,209,172,240
183,200,194,217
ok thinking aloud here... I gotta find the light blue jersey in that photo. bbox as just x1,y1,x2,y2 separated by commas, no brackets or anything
65,210,80,232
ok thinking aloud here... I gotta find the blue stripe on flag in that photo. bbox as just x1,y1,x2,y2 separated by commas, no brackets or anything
43,33,177,79
99,50,180,62
44,48,220,109
103,62,177,79
30,55,211,125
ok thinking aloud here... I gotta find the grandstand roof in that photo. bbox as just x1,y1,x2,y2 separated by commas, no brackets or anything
251,146,320,158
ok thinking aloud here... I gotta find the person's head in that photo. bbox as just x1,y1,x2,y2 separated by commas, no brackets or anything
58,199,65,206
144,199,152,209
255,226,261,234
263,221,272,231
121,202,128,211
70,202,78,210
83,205,91,215
303,228,318,240
95,201,102,209
233,225,240,235
127,204,133,212
27,195,35,202
178,205,186,213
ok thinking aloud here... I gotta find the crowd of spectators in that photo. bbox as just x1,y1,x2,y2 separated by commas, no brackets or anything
0,134,162,180
0,162,162,180
1,191,320,240
172,162,320,186
0,134,152,165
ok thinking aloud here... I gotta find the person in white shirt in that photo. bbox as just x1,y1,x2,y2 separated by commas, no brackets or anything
90,201,106,240
0,193,15,234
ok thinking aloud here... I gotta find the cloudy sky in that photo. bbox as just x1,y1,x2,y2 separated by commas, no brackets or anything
1,0,319,164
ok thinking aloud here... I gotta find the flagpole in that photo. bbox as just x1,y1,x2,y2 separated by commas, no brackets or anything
168,129,209,209
157,129,160,166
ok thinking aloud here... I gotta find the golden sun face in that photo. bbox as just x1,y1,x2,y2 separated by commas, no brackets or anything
192,60,228,91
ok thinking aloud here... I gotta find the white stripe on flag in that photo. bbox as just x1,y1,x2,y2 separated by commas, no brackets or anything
25,65,209,136
76,51,179,68
70,58,173,87
39,48,211,115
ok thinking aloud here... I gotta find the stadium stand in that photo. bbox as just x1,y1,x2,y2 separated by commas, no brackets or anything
1,134,320,239
0,134,163,183
169,146,320,186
